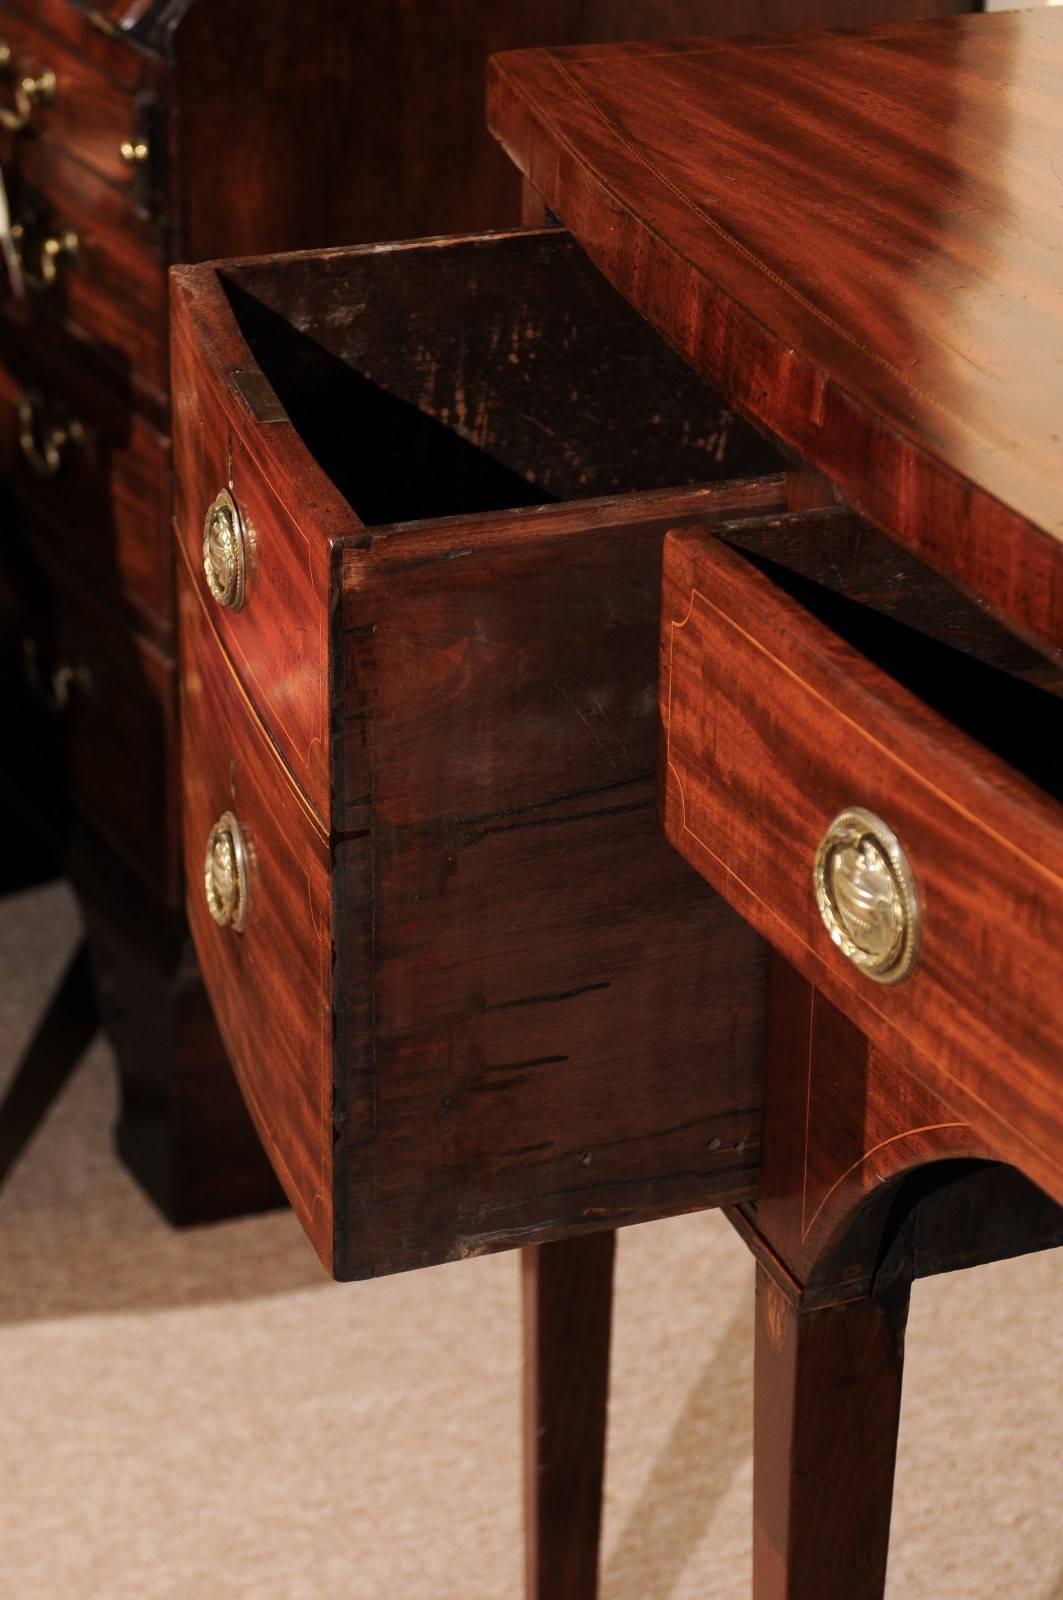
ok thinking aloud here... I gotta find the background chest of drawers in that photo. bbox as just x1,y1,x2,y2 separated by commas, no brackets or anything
3,0,942,1224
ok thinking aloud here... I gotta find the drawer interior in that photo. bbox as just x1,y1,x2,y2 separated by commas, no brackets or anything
719,515,1063,801
219,228,781,527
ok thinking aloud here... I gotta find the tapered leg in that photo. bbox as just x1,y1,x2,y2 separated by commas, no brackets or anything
522,1231,616,1600
0,938,97,1188
752,1263,911,1600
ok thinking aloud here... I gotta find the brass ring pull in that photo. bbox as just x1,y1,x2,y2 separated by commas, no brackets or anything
0,43,55,133
204,811,250,933
10,222,78,291
16,393,84,479
813,807,920,985
203,488,248,610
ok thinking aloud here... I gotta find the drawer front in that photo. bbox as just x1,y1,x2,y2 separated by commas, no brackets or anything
14,543,178,898
0,332,171,630
179,543,333,1267
5,132,166,394
0,6,146,188
171,266,340,820
661,526,1063,1203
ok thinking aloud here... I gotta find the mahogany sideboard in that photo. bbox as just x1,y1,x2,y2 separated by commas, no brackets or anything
169,3,1063,1596
0,0,961,1225
172,5,1063,1598
488,9,1063,1596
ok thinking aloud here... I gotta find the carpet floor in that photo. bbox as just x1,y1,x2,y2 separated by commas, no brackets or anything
0,882,1059,1599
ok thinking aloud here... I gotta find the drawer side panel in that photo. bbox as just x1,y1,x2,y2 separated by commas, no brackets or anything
334,485,777,1277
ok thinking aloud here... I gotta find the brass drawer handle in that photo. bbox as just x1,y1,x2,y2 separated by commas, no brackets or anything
0,42,56,133
119,139,150,166
814,807,920,985
16,393,85,479
10,221,78,292
205,811,250,933
203,488,248,610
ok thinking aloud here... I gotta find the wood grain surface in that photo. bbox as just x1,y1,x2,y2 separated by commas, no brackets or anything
522,1234,615,1600
179,543,333,1265
661,518,1063,1203
737,948,1063,1597
0,5,143,186
335,485,774,1277
488,9,1063,656
170,261,350,821
0,314,172,636
753,1263,910,1600
173,229,796,1276
3,131,167,397
163,0,977,260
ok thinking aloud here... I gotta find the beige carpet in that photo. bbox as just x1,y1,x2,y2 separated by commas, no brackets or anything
0,883,1059,1600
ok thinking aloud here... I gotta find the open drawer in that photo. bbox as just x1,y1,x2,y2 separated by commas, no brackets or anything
660,511,1063,1205
172,226,782,1278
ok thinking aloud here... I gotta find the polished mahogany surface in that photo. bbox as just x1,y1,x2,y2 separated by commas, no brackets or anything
660,516,1063,1204
489,11,1063,657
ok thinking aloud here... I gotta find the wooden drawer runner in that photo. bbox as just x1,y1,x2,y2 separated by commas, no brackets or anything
661,513,1063,1204
173,226,781,1278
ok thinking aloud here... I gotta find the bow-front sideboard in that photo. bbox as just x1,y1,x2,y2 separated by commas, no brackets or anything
2,0,960,1225
166,5,1063,1598
489,10,1063,1595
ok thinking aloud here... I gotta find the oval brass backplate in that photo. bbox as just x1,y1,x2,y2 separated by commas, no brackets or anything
204,810,250,933
813,807,920,985
202,488,247,611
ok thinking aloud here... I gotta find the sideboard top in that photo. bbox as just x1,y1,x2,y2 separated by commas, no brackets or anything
488,10,1063,656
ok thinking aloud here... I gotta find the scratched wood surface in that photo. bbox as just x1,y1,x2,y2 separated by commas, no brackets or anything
488,9,1063,657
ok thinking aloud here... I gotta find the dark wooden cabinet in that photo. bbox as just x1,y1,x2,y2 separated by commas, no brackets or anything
4,0,965,1222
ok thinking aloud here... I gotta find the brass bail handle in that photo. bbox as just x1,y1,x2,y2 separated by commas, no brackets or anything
16,393,85,479
10,220,78,291
813,807,921,985
0,42,56,133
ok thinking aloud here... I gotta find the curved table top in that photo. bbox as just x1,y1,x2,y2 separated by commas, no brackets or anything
488,10,1063,657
